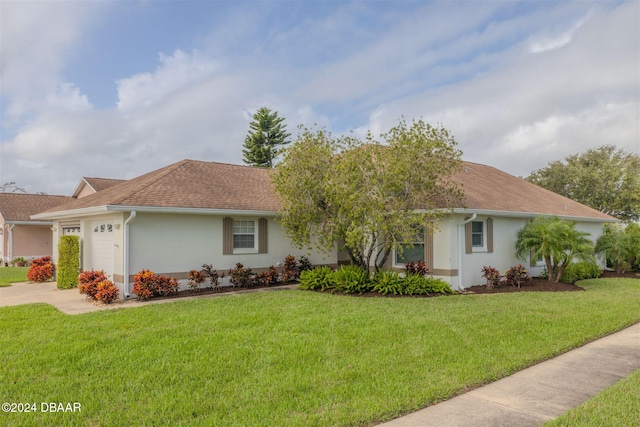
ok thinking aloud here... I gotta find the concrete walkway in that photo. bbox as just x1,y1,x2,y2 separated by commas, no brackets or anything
2,282,639,426
379,322,640,427
0,281,298,314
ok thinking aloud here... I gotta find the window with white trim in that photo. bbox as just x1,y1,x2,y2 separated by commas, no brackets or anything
471,221,484,248
233,220,257,252
394,229,424,265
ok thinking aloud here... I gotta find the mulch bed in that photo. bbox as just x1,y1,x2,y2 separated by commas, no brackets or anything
465,270,639,295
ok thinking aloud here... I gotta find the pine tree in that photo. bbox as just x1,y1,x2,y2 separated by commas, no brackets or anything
242,107,291,168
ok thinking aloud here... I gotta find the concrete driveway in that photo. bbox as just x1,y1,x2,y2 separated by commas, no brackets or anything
0,281,111,314
0,281,299,314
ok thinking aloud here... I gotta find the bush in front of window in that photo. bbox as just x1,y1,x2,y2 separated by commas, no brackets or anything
405,261,428,277
559,261,602,284
228,263,254,288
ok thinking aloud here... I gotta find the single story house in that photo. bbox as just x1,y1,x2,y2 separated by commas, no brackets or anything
380,162,617,288
0,193,72,265
32,159,616,297
32,160,335,298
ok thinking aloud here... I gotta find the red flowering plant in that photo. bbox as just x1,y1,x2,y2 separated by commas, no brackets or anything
78,270,108,299
27,256,54,282
133,269,179,301
95,280,120,304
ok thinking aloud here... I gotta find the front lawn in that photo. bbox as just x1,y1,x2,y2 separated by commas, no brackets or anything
1,278,639,426
0,266,28,287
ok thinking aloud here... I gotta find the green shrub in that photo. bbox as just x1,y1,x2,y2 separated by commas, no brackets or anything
334,264,371,294
298,266,336,291
403,274,455,295
560,261,602,284
11,257,29,267
372,271,404,295
57,235,80,289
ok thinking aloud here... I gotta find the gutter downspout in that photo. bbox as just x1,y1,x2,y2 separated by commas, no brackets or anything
123,211,137,299
8,224,15,264
457,213,477,290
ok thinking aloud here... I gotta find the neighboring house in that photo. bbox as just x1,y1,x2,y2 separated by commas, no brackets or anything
32,160,336,299
0,193,72,265
72,177,126,199
32,159,617,297
384,162,617,288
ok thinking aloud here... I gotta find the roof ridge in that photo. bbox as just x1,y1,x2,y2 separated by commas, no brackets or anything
110,159,192,205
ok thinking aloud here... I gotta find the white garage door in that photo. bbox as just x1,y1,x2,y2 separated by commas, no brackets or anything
92,222,114,277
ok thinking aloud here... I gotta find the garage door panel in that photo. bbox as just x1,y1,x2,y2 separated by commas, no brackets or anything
92,222,114,277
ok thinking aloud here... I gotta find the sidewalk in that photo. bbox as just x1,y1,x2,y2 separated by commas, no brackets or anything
379,322,640,426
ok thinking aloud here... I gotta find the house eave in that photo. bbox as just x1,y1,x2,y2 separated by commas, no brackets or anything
31,205,278,220
450,208,618,223
4,220,53,226
106,205,278,217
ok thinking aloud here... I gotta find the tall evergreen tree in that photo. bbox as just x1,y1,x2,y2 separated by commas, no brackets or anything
242,107,291,167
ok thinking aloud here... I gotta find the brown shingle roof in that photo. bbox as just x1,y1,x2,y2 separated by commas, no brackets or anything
0,193,72,222
450,162,615,220
35,159,616,221
38,160,280,214
83,177,126,192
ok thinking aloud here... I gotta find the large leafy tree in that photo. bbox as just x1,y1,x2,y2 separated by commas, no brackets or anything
515,216,595,283
242,107,291,168
526,145,640,222
273,119,464,271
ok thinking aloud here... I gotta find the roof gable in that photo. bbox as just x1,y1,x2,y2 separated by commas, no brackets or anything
72,177,127,198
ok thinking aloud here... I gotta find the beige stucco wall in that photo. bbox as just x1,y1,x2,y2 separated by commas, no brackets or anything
434,214,609,289
1,223,53,262
128,212,336,285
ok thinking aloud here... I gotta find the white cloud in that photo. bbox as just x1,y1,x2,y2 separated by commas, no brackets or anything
116,49,219,112
0,1,108,120
0,1,637,196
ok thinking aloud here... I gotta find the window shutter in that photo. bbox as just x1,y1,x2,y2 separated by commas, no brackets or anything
223,217,233,255
487,218,493,253
258,218,268,254
424,228,434,272
465,220,472,254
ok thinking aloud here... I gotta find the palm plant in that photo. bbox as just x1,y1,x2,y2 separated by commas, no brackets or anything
516,216,595,283
595,224,640,273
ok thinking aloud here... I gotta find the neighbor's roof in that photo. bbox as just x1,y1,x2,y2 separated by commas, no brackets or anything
84,177,126,193
0,193,72,223
35,160,280,216
33,159,617,222
450,162,616,221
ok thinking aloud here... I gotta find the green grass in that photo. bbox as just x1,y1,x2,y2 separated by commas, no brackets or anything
544,369,640,426
0,266,28,287
1,278,639,426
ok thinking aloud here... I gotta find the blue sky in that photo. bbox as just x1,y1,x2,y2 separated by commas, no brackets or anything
1,0,638,195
